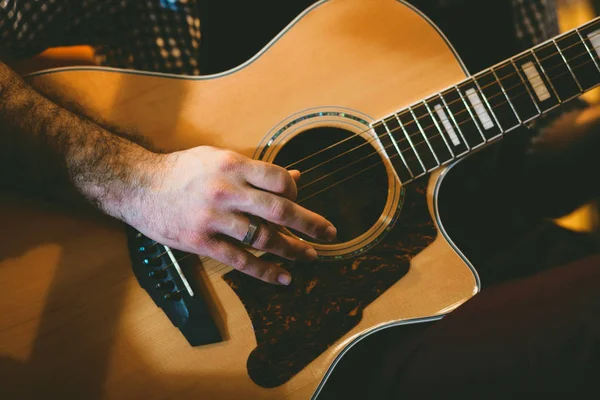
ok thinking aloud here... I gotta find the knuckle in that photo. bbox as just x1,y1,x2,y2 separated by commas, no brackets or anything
254,226,275,249
184,230,207,249
229,252,249,272
197,212,222,235
190,209,212,228
218,151,245,173
207,183,233,203
201,236,219,252
288,181,298,201
268,199,292,223
258,267,274,282
271,169,290,193
309,220,324,237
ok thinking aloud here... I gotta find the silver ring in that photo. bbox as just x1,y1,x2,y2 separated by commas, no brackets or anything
241,216,260,246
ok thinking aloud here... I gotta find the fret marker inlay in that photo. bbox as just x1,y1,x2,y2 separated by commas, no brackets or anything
587,29,600,58
521,62,551,101
465,88,494,130
434,104,460,146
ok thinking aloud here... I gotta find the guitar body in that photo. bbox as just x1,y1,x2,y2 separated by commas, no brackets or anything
0,0,479,399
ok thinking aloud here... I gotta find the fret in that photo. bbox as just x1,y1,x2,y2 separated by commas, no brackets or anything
372,121,412,183
455,87,487,143
413,103,454,164
533,41,581,102
521,61,552,102
555,31,600,91
396,110,438,171
383,118,421,175
510,59,542,115
587,28,600,55
515,62,552,102
514,50,561,112
473,69,520,132
369,18,600,185
492,61,540,123
384,115,427,176
576,19,600,96
457,80,502,141
435,93,470,154
578,20,600,68
471,78,503,135
408,107,441,167
422,100,453,155
575,28,600,73
373,19,600,186
491,67,522,123
442,87,486,148
552,39,584,92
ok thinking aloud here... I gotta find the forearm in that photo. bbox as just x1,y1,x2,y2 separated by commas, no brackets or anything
0,62,162,221
0,63,336,286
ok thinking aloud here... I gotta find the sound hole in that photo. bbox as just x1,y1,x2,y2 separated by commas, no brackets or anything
272,126,389,244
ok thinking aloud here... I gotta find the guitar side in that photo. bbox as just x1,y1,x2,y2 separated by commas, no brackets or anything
0,1,479,399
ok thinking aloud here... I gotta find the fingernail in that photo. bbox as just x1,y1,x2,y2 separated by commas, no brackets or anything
326,225,337,241
305,247,318,260
289,170,301,181
278,273,292,286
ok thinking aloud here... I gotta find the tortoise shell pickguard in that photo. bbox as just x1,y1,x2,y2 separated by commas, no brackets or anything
222,183,436,388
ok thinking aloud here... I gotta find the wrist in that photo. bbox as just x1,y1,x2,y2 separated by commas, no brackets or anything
78,138,168,225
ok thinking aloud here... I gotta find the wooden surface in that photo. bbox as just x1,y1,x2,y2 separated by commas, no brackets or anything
0,1,478,399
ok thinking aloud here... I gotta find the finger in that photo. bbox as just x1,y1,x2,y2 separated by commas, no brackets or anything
289,169,301,182
237,190,337,241
245,161,298,200
208,239,292,285
216,213,318,261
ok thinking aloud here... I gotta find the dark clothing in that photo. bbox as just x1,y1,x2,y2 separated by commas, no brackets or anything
0,0,203,74
387,254,600,397
0,1,557,75
319,253,600,399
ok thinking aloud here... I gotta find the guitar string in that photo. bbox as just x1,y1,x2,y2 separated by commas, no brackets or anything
296,60,598,204
285,36,599,180
201,67,562,279
151,46,600,280
184,52,600,280
297,78,561,194
296,47,598,194
283,34,598,173
203,54,600,279
296,43,598,188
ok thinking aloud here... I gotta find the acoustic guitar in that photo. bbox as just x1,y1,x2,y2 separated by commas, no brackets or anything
1,0,599,398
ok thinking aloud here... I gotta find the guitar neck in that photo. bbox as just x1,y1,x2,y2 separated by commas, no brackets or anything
373,16,600,184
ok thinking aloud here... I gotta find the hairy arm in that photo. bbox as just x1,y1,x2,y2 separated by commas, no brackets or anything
0,61,335,285
0,61,160,219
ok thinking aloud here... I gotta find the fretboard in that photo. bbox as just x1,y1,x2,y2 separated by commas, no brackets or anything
373,17,600,184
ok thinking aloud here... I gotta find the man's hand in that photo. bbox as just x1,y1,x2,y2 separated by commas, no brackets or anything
0,62,335,285
118,146,337,286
